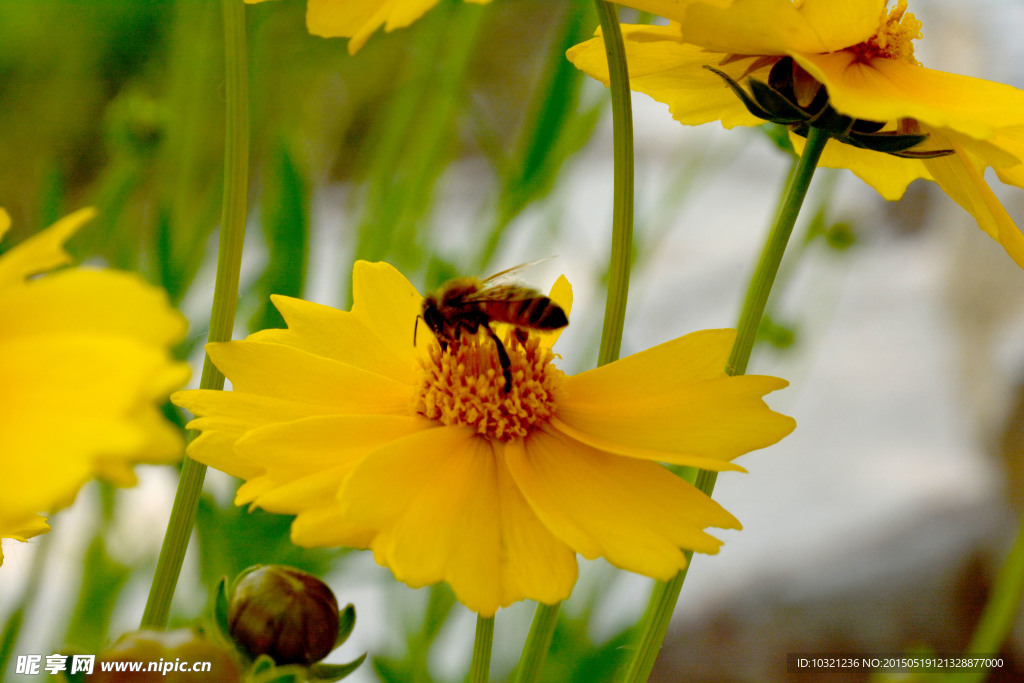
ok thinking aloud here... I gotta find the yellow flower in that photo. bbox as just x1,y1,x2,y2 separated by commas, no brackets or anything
0,208,190,564
245,0,492,54
172,261,795,616
568,0,1024,269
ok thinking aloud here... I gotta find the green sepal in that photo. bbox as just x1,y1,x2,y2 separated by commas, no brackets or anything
335,604,356,648
251,654,277,676
806,104,854,136
308,653,368,682
246,655,308,683
709,62,953,160
847,130,930,153
704,66,779,122
747,77,810,124
214,576,232,643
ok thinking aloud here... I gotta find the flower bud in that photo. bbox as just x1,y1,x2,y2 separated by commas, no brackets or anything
89,628,241,682
227,565,339,666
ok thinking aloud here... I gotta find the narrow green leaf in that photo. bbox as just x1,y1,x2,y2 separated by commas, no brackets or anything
249,138,309,332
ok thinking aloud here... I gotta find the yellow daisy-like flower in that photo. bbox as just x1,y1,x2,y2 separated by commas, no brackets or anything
172,261,795,616
245,0,492,54
0,208,190,564
568,0,1024,269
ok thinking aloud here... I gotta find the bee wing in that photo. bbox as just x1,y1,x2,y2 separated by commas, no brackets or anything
480,257,556,284
462,282,543,303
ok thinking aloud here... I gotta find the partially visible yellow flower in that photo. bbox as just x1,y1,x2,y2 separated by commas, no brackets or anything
173,261,795,616
0,208,190,564
568,0,1024,269
245,0,492,54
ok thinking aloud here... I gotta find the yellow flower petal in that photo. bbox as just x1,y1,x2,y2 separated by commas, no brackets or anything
0,207,94,289
557,329,794,467
248,295,416,383
0,516,50,564
567,25,762,129
506,429,739,581
205,340,411,413
0,269,187,346
794,51,1024,140
1,333,187,516
175,390,341,479
307,0,491,55
233,414,433,511
290,506,377,550
350,260,431,365
0,210,187,559
341,427,577,615
0,208,10,241
238,467,350,515
619,0,883,55
988,128,1024,186
921,130,1024,270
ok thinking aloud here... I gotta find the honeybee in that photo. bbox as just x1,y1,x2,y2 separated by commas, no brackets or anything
419,264,568,392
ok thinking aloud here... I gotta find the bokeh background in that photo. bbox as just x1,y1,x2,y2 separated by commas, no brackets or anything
2,0,1024,680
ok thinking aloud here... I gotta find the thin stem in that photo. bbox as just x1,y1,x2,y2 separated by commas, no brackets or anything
594,0,634,369
470,615,494,683
620,126,831,683
957,515,1024,683
140,0,250,629
511,603,560,683
514,3,634,680
725,128,829,377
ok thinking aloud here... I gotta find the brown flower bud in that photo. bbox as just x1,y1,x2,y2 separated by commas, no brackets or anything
227,565,340,666
88,628,240,682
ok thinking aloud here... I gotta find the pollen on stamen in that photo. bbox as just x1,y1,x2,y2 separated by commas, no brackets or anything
848,0,922,65
414,330,563,441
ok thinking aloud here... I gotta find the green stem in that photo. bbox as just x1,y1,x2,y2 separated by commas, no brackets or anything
512,603,561,683
594,0,634,369
514,3,634,681
470,615,494,683
957,514,1024,683
140,0,250,629
620,126,831,683
725,127,829,376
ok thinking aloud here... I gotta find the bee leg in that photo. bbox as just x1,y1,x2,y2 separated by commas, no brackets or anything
484,325,513,393
513,328,529,346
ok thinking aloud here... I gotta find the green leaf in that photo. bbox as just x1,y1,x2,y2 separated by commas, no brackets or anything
249,138,309,332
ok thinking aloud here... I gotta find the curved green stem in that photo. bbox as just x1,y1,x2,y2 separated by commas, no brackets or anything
958,514,1024,683
621,126,831,683
141,0,250,629
594,0,634,369
514,3,634,681
470,615,494,683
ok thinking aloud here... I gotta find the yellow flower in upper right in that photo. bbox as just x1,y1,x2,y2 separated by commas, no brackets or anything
568,0,1024,269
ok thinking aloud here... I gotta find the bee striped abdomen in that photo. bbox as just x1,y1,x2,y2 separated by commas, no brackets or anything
486,296,567,330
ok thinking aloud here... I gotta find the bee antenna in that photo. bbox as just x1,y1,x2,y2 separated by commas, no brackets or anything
413,314,422,346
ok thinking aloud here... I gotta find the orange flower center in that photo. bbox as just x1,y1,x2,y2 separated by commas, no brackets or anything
847,0,921,65
414,330,562,441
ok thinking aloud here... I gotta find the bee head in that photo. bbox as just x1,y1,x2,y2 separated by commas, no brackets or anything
421,294,444,337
